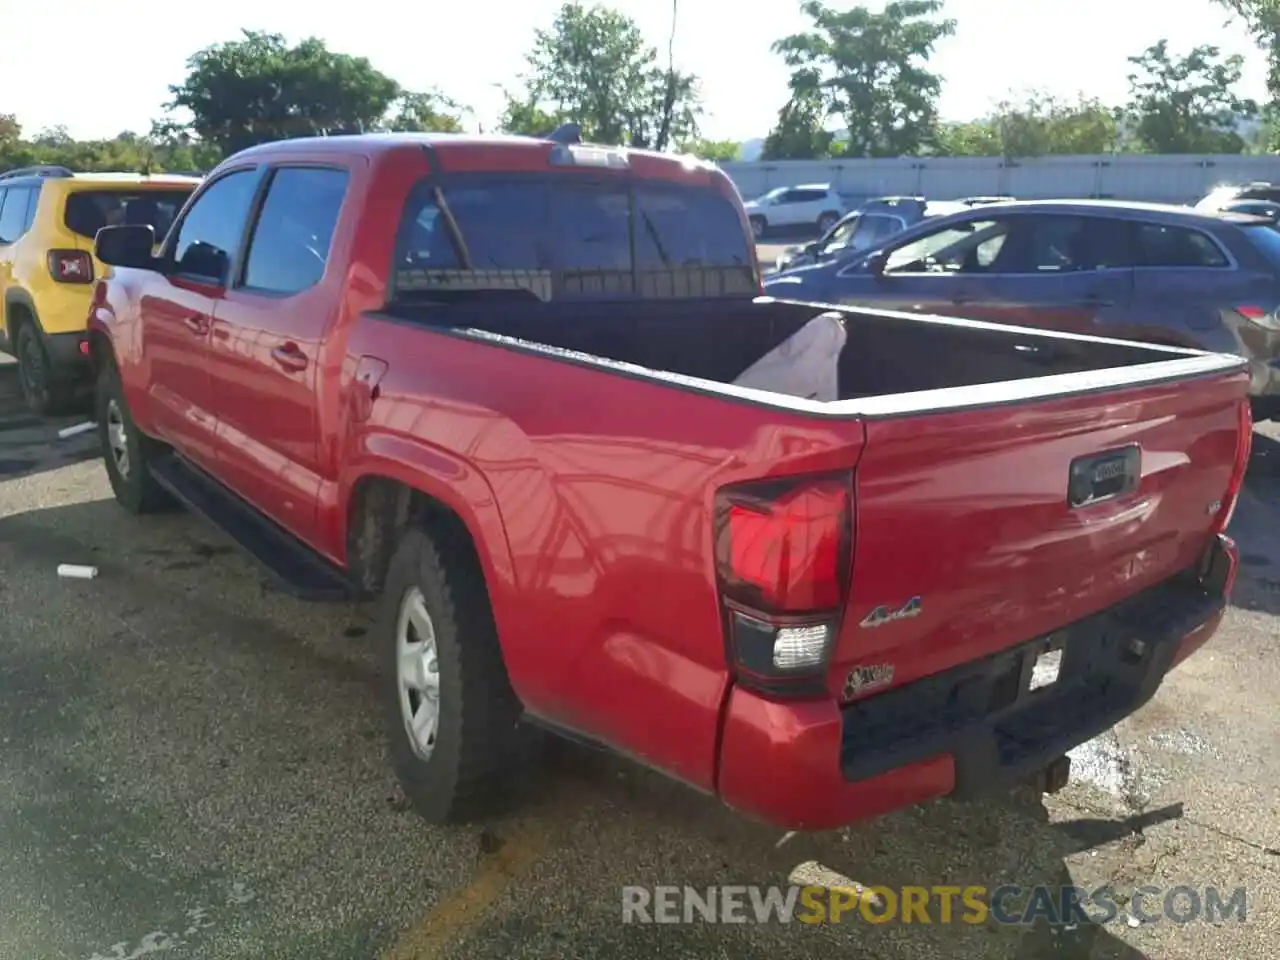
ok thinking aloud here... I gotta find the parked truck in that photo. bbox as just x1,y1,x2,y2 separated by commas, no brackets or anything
85,131,1252,831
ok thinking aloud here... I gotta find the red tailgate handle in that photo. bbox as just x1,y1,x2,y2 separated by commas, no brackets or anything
271,342,308,372
183,314,209,335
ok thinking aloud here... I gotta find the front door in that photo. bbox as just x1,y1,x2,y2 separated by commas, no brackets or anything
207,163,353,547
832,215,1013,316
140,167,262,467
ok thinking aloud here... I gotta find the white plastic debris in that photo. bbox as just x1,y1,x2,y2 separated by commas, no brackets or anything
57,421,96,440
57,564,99,580
732,311,846,402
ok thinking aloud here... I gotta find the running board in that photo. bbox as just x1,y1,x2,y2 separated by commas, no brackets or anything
148,453,360,602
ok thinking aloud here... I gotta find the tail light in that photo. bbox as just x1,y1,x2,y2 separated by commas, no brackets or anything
1210,400,1253,536
713,473,852,696
1234,304,1280,330
48,249,94,284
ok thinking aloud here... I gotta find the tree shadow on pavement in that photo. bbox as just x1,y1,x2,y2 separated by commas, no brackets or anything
529,739,1165,960
0,362,98,483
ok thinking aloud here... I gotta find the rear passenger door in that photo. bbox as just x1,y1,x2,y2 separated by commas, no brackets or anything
1125,221,1243,347
771,189,824,227
207,163,355,547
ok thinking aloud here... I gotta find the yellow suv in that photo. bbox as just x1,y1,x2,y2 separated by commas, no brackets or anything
0,165,200,414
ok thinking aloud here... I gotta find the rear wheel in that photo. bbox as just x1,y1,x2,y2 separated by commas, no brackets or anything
817,211,839,233
381,525,538,823
96,357,173,514
749,215,767,240
15,321,72,417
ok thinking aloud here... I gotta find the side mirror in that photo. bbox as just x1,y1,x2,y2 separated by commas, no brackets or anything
95,225,159,269
804,242,821,255
866,250,889,276
178,241,229,284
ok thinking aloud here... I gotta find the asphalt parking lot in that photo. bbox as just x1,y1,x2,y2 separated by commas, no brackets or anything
0,354,1277,960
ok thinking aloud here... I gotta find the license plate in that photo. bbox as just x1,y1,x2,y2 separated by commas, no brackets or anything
1030,648,1063,691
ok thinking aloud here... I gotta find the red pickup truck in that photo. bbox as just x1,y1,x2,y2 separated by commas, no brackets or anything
86,131,1251,831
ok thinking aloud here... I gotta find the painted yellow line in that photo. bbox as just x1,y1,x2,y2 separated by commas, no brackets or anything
380,821,552,960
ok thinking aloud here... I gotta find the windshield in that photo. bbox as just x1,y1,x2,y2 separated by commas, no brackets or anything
820,218,858,253
394,176,756,300
64,189,194,241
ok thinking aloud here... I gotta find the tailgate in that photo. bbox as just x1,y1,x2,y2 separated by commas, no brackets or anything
828,366,1249,697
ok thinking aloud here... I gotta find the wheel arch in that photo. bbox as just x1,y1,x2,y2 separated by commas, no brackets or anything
3,288,41,341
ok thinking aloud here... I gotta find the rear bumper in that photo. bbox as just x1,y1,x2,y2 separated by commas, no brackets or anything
44,331,90,372
0,326,89,371
716,535,1236,831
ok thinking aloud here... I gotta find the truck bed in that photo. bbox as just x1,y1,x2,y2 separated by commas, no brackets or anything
384,294,1226,410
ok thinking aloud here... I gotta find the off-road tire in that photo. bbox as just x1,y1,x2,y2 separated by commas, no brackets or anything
15,321,73,417
381,525,538,823
96,357,173,514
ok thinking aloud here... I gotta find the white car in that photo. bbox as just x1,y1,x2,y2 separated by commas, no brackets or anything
742,184,844,239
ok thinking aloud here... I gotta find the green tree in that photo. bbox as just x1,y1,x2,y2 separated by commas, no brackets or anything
500,3,702,148
761,70,837,159
165,30,463,155
990,90,1119,156
387,91,466,133
767,0,956,158
1216,0,1280,146
679,137,742,162
932,120,1002,156
1122,39,1257,153
496,85,566,137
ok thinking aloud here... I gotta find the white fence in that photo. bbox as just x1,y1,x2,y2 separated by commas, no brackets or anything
720,154,1280,206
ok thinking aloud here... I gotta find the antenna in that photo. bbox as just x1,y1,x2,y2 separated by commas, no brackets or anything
545,122,582,145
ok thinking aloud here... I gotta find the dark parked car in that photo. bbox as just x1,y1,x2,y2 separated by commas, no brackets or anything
1222,199,1280,223
772,196,967,272
764,199,1280,420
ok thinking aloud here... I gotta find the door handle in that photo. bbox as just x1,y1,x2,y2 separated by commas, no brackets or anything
271,342,308,372
952,295,974,306
183,314,209,335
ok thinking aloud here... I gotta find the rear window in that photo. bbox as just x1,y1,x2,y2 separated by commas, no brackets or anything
1241,223,1280,264
393,176,756,301
64,189,195,241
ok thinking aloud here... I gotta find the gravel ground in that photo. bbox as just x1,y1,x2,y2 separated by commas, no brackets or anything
0,356,1276,960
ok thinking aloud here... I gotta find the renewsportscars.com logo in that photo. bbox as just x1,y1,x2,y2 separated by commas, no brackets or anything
621,884,1249,926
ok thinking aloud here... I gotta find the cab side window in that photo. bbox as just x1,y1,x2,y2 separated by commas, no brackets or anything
241,167,350,295
170,169,260,284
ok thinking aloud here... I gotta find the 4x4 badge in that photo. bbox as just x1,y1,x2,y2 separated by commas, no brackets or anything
860,596,922,628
